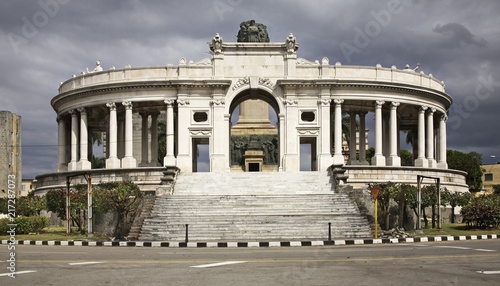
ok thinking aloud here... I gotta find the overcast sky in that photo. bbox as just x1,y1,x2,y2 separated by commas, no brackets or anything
1,0,499,178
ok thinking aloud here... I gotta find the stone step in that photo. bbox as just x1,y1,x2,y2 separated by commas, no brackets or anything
138,171,372,241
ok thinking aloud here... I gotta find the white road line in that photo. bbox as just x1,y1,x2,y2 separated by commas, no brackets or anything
68,262,105,266
433,246,471,250
0,270,37,277
474,249,495,252
191,261,247,268
477,271,500,275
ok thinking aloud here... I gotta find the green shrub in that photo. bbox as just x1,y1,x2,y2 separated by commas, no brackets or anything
28,216,49,233
0,216,49,234
461,194,500,228
0,218,10,234
14,216,31,234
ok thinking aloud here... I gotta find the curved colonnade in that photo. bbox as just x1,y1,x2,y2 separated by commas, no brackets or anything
35,37,468,193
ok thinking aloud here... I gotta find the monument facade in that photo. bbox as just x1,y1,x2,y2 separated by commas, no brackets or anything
35,22,468,194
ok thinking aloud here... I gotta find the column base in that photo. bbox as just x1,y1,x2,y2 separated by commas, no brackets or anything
106,157,121,169
357,159,369,165
437,162,448,169
77,159,92,170
163,155,177,167
121,157,137,168
372,155,386,166
139,161,149,167
414,158,428,168
386,156,401,167
332,154,345,165
427,159,437,168
347,159,359,165
149,161,161,167
68,161,78,171
57,164,68,172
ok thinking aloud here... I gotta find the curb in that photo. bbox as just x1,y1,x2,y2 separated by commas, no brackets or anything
2,234,499,248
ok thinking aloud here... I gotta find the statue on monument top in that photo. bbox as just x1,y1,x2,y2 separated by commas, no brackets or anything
237,20,270,42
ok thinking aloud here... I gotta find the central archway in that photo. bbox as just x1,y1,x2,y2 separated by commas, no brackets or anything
228,89,282,172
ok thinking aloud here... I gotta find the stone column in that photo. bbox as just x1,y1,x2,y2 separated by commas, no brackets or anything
332,99,345,165
121,101,137,168
387,102,401,166
358,111,368,165
106,102,120,168
139,112,149,167
210,97,227,172
415,106,428,167
318,98,333,171
164,99,176,166
348,111,357,165
57,115,68,172
279,113,285,171
426,108,436,168
373,101,386,166
437,114,448,169
117,114,125,159
150,111,160,166
68,109,78,171
77,107,91,170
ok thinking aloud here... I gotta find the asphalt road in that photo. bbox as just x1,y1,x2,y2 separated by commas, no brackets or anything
1,240,499,285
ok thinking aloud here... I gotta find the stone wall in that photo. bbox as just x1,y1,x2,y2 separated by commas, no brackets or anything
345,166,469,193
35,167,166,195
0,111,22,198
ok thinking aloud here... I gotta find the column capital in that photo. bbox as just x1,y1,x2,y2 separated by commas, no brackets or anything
358,111,368,117
375,100,385,107
428,107,436,114
68,109,77,116
122,101,133,109
164,99,175,106
77,107,86,114
333,99,344,105
391,101,400,108
318,99,331,106
139,111,149,117
177,99,190,106
419,105,428,112
440,114,448,121
106,102,116,110
150,110,160,117
210,99,225,106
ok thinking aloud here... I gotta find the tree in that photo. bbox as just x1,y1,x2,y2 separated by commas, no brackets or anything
366,147,375,165
158,120,166,164
400,149,413,166
369,182,397,230
442,189,471,223
447,150,483,191
95,181,143,239
493,185,500,195
45,186,88,234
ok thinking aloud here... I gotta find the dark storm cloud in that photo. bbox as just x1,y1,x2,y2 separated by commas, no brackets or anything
1,0,500,177
433,23,487,48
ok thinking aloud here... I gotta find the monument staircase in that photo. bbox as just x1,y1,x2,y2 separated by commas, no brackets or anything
138,172,372,241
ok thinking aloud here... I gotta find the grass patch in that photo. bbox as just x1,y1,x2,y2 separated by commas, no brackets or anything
411,223,500,237
0,226,111,241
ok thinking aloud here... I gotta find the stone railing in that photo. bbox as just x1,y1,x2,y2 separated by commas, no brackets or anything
59,62,445,95
344,166,468,193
